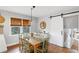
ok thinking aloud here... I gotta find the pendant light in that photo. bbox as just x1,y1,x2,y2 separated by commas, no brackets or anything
31,6,36,21
30,6,35,32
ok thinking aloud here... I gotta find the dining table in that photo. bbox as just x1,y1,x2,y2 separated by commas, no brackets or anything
19,33,49,53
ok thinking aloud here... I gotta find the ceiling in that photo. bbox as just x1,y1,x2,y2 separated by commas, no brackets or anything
0,6,79,17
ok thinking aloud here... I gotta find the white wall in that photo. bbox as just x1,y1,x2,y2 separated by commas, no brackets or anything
63,15,78,29
63,12,79,29
31,17,39,32
1,10,39,46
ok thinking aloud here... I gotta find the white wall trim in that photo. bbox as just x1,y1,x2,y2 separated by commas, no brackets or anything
48,39,64,47
48,41,64,48
7,42,19,47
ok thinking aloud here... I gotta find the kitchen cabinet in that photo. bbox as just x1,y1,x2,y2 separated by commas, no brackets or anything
11,18,31,26
11,17,22,26
22,19,31,26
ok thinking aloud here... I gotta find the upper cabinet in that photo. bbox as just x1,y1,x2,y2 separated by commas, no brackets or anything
11,17,22,26
11,17,31,26
22,19,31,26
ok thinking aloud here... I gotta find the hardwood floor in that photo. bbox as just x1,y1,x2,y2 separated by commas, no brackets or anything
48,44,71,53
6,43,79,53
71,40,79,51
6,44,20,53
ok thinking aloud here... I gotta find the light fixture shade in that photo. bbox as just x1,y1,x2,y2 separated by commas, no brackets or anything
0,16,5,23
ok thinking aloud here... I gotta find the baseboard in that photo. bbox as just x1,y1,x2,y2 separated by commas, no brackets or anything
7,42,19,47
48,41,64,47
0,49,7,53
1,50,7,53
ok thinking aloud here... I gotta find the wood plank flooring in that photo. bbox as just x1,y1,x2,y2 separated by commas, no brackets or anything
6,43,79,53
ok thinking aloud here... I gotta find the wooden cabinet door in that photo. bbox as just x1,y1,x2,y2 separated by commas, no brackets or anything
23,19,31,26
11,18,22,26
23,19,28,26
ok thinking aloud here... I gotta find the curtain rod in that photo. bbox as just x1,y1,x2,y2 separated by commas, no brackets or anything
49,10,79,18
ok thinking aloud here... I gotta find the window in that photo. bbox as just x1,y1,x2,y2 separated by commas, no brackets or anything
11,27,20,35
23,26,29,33
11,17,22,26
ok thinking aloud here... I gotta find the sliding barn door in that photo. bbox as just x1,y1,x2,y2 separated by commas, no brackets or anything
47,16,64,47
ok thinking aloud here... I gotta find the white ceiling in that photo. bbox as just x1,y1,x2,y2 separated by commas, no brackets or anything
0,6,79,17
